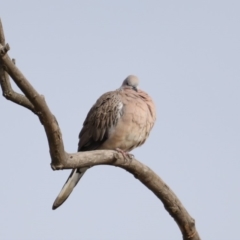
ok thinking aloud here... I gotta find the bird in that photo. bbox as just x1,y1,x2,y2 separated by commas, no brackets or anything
52,75,156,210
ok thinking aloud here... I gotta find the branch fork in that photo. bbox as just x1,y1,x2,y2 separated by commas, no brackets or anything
0,43,9,56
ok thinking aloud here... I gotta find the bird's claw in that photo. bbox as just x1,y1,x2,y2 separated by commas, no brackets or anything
116,148,134,163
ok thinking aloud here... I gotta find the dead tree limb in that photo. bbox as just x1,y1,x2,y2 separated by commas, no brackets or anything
0,19,201,240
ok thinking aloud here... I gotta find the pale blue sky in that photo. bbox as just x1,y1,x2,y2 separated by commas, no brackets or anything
0,1,240,239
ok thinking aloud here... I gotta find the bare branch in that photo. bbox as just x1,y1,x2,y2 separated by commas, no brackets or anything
0,64,36,113
0,23,65,163
53,149,200,240
0,19,36,113
0,19,201,240
0,49,66,164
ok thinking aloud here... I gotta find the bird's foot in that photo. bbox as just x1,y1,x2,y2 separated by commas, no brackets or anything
116,148,134,163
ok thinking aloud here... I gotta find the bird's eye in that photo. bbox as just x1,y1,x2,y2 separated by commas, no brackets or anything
126,82,130,86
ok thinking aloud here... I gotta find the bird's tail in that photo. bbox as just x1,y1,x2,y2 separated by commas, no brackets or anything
52,167,88,210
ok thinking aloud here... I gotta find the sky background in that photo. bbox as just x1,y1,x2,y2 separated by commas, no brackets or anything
0,1,240,239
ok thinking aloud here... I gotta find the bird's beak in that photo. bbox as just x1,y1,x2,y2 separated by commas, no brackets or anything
133,86,138,92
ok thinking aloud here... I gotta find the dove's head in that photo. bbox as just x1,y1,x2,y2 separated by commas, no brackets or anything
121,75,139,92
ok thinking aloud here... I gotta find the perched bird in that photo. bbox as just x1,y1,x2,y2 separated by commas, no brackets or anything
52,75,156,210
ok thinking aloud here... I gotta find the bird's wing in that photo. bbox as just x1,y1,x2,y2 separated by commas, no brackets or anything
78,91,123,151
52,90,123,210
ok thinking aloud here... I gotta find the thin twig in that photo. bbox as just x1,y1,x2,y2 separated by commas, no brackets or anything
0,19,5,45
0,19,36,113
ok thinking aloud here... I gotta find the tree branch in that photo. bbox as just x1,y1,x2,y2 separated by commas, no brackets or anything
0,19,201,240
0,20,36,113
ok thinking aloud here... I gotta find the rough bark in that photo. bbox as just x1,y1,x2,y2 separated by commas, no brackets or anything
0,19,201,240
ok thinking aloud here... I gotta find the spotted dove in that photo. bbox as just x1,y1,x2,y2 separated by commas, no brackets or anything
52,75,156,210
